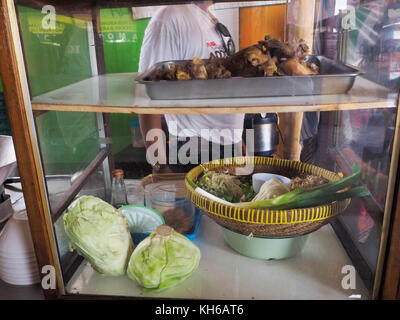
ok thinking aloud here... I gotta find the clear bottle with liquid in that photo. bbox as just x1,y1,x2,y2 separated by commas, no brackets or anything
111,169,128,208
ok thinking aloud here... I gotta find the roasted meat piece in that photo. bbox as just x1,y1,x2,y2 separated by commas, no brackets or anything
176,65,191,80
279,59,318,76
144,63,177,81
222,45,267,77
257,53,279,77
259,36,295,62
187,57,208,80
222,35,312,77
205,54,231,79
278,39,318,76
143,35,319,81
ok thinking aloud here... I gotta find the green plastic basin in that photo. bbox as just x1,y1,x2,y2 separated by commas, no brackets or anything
221,227,310,260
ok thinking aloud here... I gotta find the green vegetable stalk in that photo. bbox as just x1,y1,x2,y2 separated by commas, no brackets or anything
236,165,370,210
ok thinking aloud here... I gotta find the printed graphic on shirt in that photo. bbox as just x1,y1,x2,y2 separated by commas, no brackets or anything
207,40,227,58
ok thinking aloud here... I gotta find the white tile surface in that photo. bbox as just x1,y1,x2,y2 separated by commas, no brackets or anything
66,214,370,300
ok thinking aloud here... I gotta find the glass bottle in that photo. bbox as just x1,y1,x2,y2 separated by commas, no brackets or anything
111,169,128,208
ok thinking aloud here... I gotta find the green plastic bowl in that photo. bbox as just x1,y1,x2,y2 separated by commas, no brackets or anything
120,205,165,244
221,227,310,260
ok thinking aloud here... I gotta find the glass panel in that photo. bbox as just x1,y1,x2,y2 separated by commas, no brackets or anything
12,0,399,299
17,5,93,96
34,111,102,213
315,107,396,290
53,165,106,272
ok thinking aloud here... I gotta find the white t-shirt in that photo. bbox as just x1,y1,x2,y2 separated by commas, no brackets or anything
139,4,244,145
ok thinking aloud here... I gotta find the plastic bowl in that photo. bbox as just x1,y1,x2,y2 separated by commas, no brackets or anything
0,271,40,284
0,260,39,274
0,258,38,269
0,250,37,260
221,226,310,260
120,205,165,244
184,208,202,241
252,173,291,193
0,271,40,286
0,270,40,281
0,210,36,257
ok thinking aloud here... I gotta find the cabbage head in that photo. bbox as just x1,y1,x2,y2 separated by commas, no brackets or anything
127,225,200,292
63,195,134,276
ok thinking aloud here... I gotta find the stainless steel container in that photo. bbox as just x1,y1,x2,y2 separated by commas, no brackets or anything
136,56,361,100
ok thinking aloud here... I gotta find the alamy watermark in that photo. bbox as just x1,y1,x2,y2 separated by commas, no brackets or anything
145,121,256,172
341,265,356,290
341,6,356,30
41,5,56,30
41,265,56,290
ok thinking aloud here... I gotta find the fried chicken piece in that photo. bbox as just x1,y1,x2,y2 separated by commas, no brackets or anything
176,65,191,80
187,57,208,80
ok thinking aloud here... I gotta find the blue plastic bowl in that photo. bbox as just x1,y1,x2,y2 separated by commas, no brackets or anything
184,208,202,241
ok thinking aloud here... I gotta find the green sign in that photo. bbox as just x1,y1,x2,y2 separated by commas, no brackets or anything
101,8,150,154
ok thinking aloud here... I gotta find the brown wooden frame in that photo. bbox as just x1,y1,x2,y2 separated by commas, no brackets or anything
380,158,400,299
1,0,400,300
0,0,62,299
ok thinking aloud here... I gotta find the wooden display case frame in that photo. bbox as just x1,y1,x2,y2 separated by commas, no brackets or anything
0,0,399,300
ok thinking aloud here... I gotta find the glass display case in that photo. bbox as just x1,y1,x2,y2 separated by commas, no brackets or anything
0,0,399,300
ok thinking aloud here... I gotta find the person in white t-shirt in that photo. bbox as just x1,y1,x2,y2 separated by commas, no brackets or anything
138,2,245,173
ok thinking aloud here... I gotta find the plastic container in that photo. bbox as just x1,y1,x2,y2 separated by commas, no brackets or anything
120,205,164,244
145,181,200,240
221,227,310,260
125,179,144,205
0,270,40,286
129,119,145,148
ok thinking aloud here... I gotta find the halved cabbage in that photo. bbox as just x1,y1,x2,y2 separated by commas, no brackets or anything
127,225,200,292
63,196,134,276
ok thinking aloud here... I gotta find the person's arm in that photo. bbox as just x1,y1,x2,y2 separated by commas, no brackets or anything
139,114,168,169
138,18,179,172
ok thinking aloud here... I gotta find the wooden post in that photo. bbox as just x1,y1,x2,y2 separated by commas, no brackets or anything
280,0,316,161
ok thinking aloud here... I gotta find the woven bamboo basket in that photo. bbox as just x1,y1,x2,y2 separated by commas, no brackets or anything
185,156,351,238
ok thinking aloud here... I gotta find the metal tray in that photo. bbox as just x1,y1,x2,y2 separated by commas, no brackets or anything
136,56,362,100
